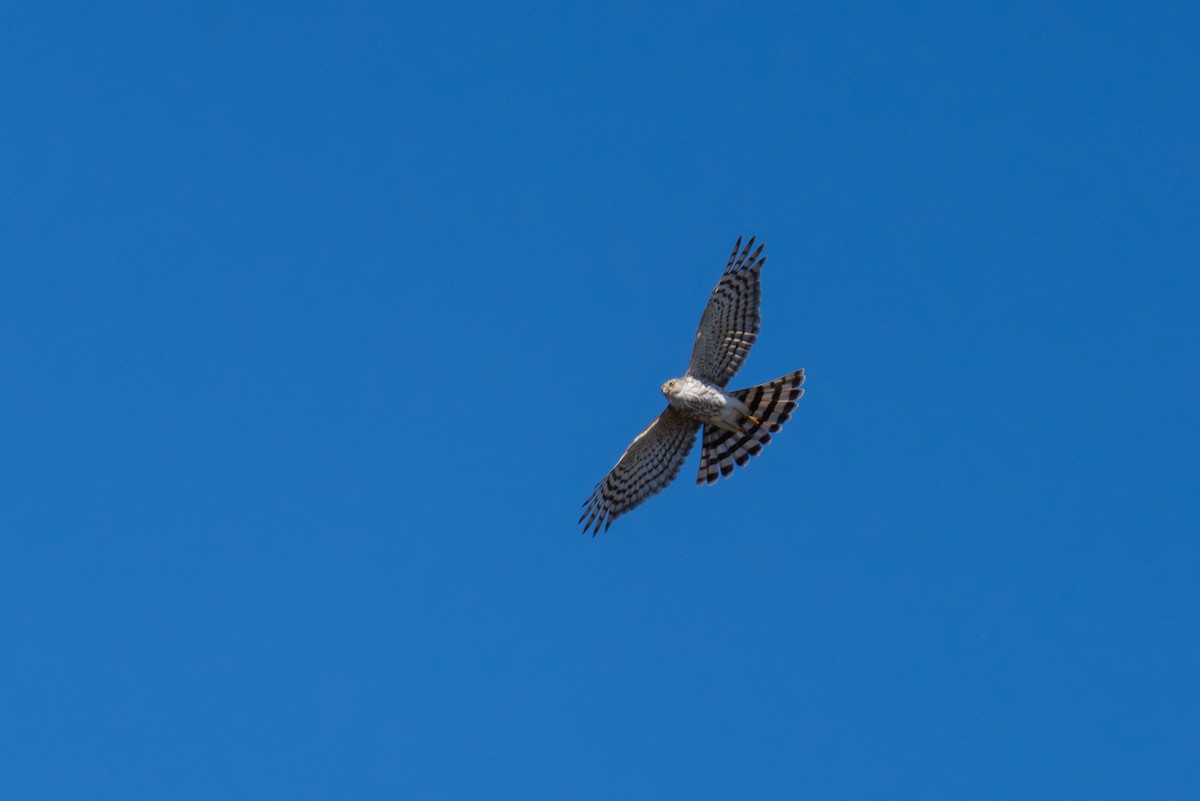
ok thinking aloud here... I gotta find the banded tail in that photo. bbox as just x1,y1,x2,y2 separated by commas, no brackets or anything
697,369,805,484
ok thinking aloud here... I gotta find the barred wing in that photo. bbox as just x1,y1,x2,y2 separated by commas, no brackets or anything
685,236,764,388
580,406,700,535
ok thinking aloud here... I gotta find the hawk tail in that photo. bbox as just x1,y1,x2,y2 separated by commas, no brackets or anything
697,369,805,484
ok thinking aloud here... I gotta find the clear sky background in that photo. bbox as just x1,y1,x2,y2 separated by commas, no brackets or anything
2,1,1198,799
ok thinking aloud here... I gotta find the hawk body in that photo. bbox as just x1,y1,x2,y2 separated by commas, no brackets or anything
580,237,805,536
662,376,754,434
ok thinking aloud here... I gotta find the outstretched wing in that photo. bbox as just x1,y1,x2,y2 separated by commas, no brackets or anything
685,236,764,388
579,407,701,535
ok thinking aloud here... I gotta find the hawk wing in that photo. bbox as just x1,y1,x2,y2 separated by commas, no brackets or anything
685,236,764,388
579,406,701,535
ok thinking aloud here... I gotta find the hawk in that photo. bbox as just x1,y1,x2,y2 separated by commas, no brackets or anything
580,237,805,535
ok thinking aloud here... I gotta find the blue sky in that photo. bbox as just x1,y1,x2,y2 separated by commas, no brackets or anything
2,1,1198,798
